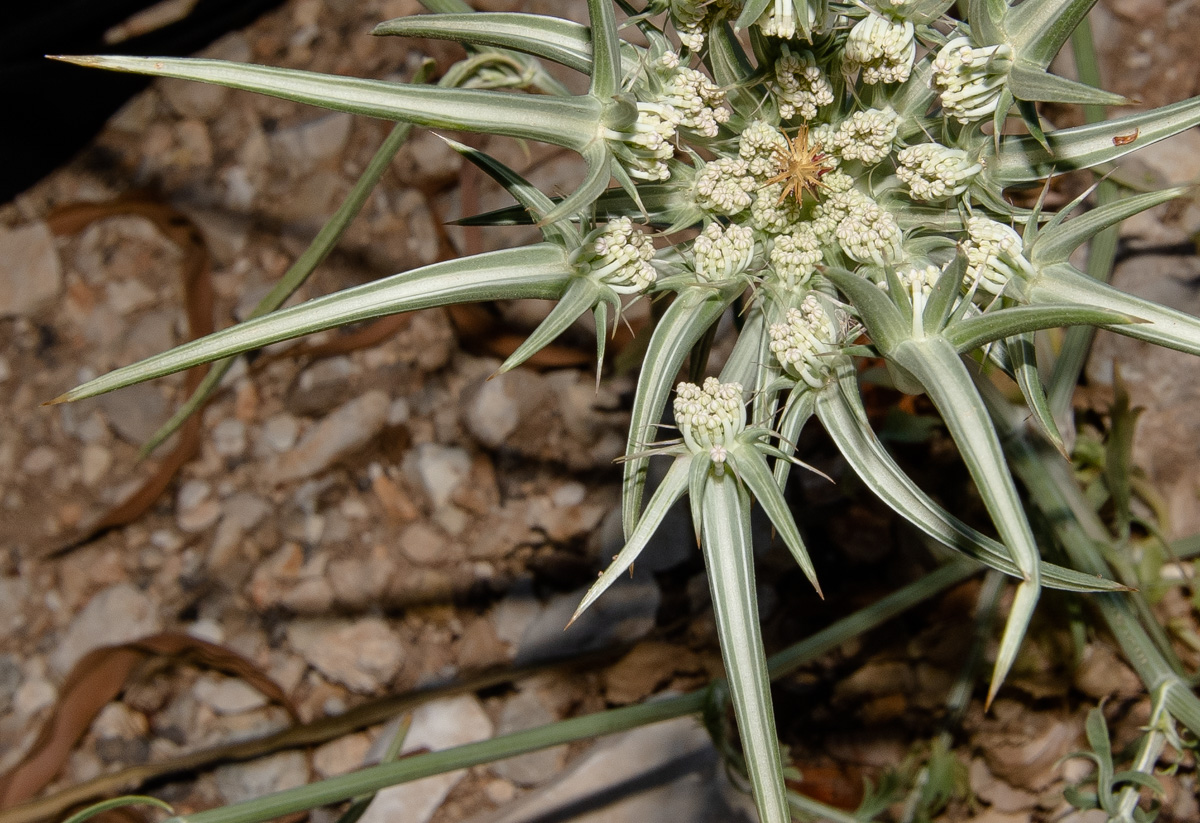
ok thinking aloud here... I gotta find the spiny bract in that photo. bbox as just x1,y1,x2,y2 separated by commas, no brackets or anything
54,0,1200,821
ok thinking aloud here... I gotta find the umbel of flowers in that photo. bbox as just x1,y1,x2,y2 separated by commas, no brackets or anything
52,0,1200,820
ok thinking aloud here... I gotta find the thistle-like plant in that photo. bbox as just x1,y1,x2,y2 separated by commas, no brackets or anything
50,0,1200,820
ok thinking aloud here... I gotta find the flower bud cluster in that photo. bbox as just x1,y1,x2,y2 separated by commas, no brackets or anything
660,66,732,137
739,121,790,179
673,377,746,463
896,143,981,200
808,179,860,239
932,37,1015,124
835,196,904,265
667,0,734,51
829,108,900,165
844,15,916,85
898,264,941,334
693,222,756,281
608,102,679,181
694,157,756,215
575,217,658,294
769,224,823,289
751,184,806,234
768,295,843,388
963,216,1036,296
772,53,835,120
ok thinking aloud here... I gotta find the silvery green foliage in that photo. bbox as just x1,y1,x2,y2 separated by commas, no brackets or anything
54,0,1200,820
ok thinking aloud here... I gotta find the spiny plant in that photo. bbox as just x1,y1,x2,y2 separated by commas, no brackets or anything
49,0,1200,820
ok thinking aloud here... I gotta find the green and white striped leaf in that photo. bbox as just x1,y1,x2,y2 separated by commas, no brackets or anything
622,284,743,537
52,54,601,151
1029,187,1187,266
815,371,1123,592
943,304,1136,352
571,455,692,623
53,245,575,404
1005,333,1067,455
728,446,821,594
586,0,622,99
1031,263,1200,356
707,21,768,123
500,278,609,374
822,267,909,354
1006,0,1100,68
374,13,639,78
1007,61,1129,107
991,94,1200,185
772,389,818,489
700,474,791,823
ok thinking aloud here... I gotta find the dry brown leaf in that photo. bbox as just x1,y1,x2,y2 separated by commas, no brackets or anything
44,194,215,557
0,633,296,810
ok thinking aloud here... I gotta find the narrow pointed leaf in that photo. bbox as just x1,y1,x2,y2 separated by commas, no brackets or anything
944,304,1137,352
539,143,615,225
891,338,1042,590
571,455,691,622
729,447,821,592
499,278,603,373
700,475,791,823
987,580,1039,706
52,55,601,151
1007,61,1129,107
924,252,968,335
1031,263,1200,356
622,285,742,536
891,60,939,135
815,374,1122,591
1006,0,1100,68
992,94,1200,185
53,246,574,404
586,0,621,99
772,388,818,489
821,267,908,354
1031,187,1187,266
734,0,773,32
1005,334,1067,454
374,14,635,77
708,21,766,122
455,182,699,229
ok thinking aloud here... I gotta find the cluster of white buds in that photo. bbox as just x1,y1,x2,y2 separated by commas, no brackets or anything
829,108,900,165
692,222,756,281
932,37,1015,124
574,217,658,294
673,377,746,466
808,179,860,239
843,15,916,85
667,0,725,51
898,264,941,335
769,224,823,289
694,157,756,215
896,143,982,200
739,120,790,179
963,216,1037,296
608,102,680,181
659,66,732,138
772,52,835,120
835,196,904,265
750,184,807,234
768,295,843,388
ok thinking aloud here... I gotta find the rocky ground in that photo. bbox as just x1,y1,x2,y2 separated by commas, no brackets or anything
0,1,1199,822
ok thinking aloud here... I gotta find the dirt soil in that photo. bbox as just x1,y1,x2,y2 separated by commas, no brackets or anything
1,1,1199,822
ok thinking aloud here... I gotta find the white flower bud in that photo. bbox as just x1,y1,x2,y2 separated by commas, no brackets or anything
835,196,903,265
673,377,746,457
607,103,680,182
830,108,900,165
768,295,844,388
898,264,941,335
896,143,981,200
575,217,658,294
963,216,1036,296
772,52,835,120
660,66,731,138
932,37,1015,124
844,15,916,85
769,223,823,289
694,157,757,215
739,120,790,178
693,222,756,281
751,183,806,234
